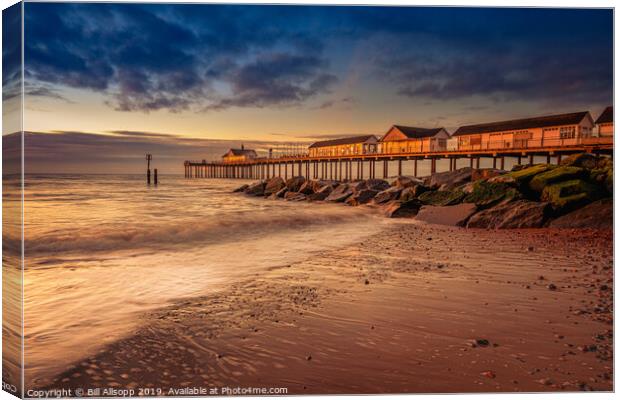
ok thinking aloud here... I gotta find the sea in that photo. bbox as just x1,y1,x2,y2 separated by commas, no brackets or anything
3,174,391,388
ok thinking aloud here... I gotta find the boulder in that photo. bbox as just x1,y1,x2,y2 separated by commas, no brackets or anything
560,153,598,169
233,184,249,193
383,200,422,218
345,189,379,206
400,184,429,202
244,181,266,196
365,179,391,192
391,176,424,188
308,186,332,201
348,181,368,192
427,167,473,190
548,198,612,229
285,176,306,192
463,180,521,208
325,184,353,202
471,168,504,181
541,179,604,213
284,191,307,201
528,166,585,193
264,177,286,196
508,164,556,185
487,175,517,185
415,203,478,227
374,187,403,204
298,180,316,195
466,200,550,229
418,189,465,206
275,187,288,198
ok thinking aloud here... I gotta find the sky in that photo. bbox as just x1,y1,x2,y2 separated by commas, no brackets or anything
1,2,614,173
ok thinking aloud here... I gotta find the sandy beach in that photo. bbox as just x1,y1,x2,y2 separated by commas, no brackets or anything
42,221,612,394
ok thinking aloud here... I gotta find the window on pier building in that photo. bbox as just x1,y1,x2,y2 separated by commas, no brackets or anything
580,126,593,138
560,126,576,139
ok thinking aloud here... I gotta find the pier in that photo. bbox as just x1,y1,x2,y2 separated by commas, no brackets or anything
184,137,613,180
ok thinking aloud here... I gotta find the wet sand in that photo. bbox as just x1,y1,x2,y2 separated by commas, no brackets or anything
44,222,613,394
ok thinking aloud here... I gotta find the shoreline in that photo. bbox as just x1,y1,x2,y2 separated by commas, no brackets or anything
41,222,613,394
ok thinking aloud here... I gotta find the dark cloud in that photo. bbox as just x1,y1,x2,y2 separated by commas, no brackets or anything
21,4,613,113
2,3,22,102
316,96,354,109
206,53,337,110
23,3,338,113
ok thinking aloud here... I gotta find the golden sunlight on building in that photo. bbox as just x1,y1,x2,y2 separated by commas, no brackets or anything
379,125,449,154
596,106,613,137
450,111,596,151
308,135,378,157
222,145,258,163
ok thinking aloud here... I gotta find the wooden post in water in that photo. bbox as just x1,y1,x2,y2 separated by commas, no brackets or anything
146,154,152,184
154,169,158,185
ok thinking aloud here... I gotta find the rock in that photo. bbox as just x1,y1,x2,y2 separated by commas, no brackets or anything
345,189,379,206
466,200,549,229
374,187,403,204
233,184,249,193
528,166,585,193
487,175,517,185
471,168,504,181
391,176,424,188
365,179,391,192
399,184,429,202
480,371,496,379
560,153,598,169
548,198,612,229
263,177,286,196
418,189,465,206
415,203,478,227
383,200,422,218
463,180,522,208
541,179,603,213
308,186,331,201
325,184,353,202
244,181,266,196
460,182,476,194
426,167,473,189
297,180,316,195
508,164,556,185
275,187,288,198
285,176,306,192
511,164,527,172
284,191,307,201
348,180,368,192
475,339,490,347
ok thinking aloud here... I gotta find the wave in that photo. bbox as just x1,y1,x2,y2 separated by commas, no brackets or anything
19,206,377,257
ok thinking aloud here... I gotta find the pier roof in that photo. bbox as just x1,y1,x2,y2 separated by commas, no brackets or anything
389,125,446,139
224,148,257,157
309,135,377,148
595,106,613,124
453,111,591,136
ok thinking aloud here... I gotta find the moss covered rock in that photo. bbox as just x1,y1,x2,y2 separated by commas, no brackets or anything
560,153,598,169
541,179,603,213
528,166,585,193
399,184,429,202
508,164,556,185
463,180,521,208
418,189,465,206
